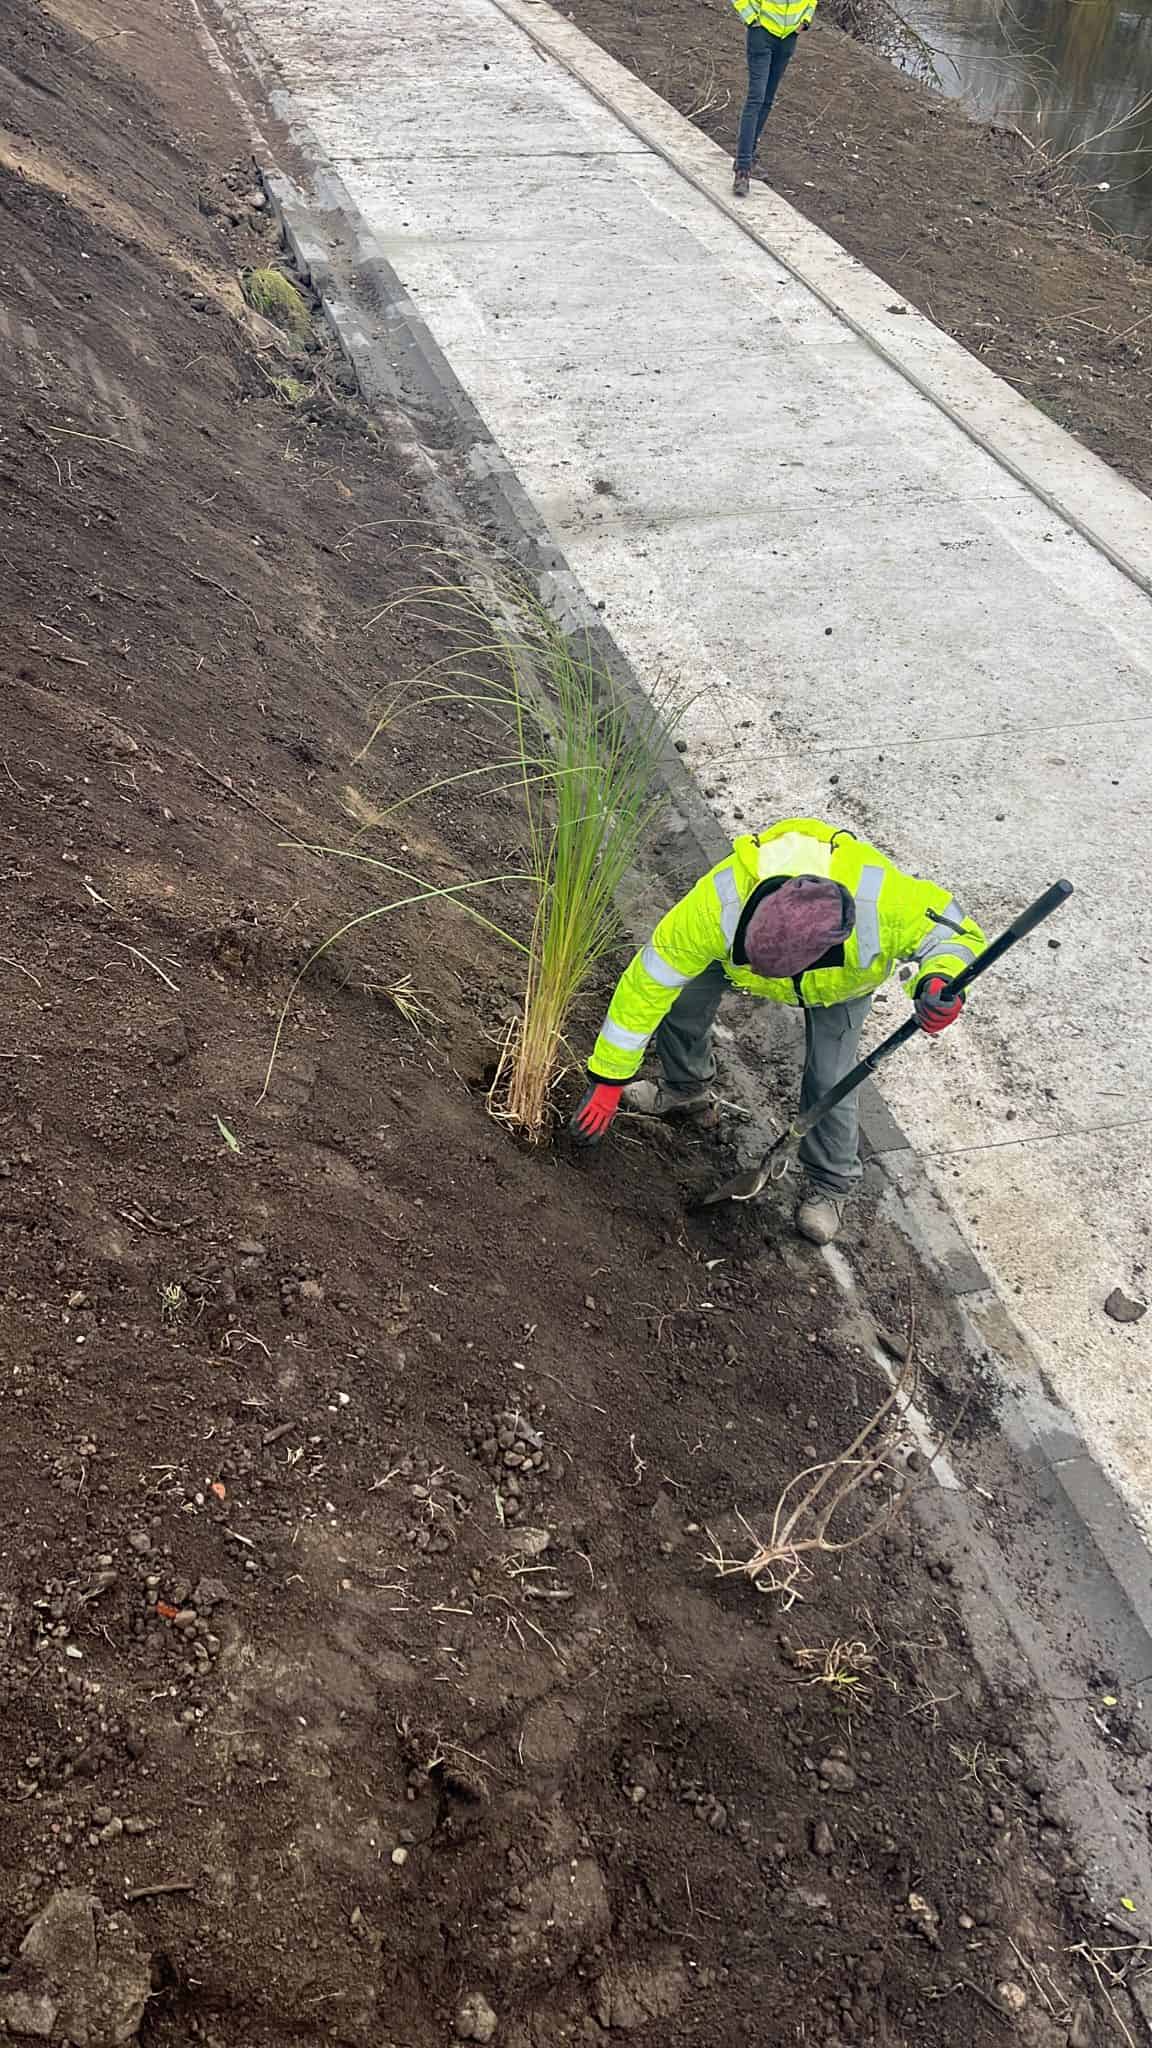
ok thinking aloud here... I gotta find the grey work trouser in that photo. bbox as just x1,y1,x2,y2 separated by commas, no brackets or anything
651,961,870,1196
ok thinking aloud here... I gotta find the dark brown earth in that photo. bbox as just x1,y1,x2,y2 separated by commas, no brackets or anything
0,0,1140,2044
564,0,1152,499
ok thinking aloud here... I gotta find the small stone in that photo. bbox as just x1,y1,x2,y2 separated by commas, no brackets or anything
1104,1288,1147,1324
455,1989,498,2041
234,1239,266,1258
907,1892,940,1944
127,1533,151,1555
817,1757,856,1793
98,1818,124,1843
997,1981,1028,2015
391,1846,408,1867
811,1818,834,1857
92,1807,112,1827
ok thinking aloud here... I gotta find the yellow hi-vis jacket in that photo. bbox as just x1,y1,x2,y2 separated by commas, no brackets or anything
589,818,987,1084
732,0,816,38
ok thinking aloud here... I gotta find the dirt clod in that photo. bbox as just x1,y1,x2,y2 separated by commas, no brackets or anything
818,1757,857,1792
455,1990,499,2041
0,1890,150,2047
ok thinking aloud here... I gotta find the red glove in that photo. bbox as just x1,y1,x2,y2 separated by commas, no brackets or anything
914,974,964,1035
569,1079,623,1148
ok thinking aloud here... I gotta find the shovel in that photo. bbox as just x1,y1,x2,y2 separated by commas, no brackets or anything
693,878,1073,1209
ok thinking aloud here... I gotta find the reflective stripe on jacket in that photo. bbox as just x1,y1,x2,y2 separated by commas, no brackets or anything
589,818,987,1083
732,0,816,36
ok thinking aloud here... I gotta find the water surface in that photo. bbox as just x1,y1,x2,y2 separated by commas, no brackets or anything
901,0,1152,246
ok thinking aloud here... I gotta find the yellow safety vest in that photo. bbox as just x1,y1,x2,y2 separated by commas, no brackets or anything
590,819,987,1083
732,0,816,38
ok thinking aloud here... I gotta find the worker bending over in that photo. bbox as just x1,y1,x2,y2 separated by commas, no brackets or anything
570,818,986,1244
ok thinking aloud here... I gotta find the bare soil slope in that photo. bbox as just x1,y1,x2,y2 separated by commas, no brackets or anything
0,1,1129,2043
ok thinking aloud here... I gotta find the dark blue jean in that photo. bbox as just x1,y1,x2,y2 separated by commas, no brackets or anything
735,24,797,171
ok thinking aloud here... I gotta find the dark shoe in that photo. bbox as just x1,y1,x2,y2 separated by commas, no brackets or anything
796,1189,848,1245
732,168,751,199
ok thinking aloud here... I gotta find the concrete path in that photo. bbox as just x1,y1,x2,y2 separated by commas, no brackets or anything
226,0,1151,1517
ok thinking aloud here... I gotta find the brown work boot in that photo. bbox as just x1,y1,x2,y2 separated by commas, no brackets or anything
796,1189,848,1246
732,167,751,199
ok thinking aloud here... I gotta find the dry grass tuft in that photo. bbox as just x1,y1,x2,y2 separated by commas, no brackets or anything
704,1306,963,1609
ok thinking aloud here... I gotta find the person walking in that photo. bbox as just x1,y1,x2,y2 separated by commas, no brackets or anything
568,818,986,1244
731,0,816,198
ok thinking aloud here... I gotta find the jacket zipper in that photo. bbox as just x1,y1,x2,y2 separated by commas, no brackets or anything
792,973,806,1008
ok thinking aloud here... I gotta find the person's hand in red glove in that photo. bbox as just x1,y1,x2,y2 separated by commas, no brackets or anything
569,1078,623,1148
914,974,964,1035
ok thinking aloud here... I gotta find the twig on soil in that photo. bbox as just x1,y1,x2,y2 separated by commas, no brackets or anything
933,1979,1016,2030
905,1689,959,1728
705,1298,968,1608
685,1873,723,1923
222,1329,271,1357
0,956,43,988
1066,1940,1150,2048
111,940,180,992
186,755,314,849
187,569,260,629
528,1365,607,1414
1109,308,1152,348
261,1421,297,1448
116,1206,191,1234
123,1881,194,1902
1006,1936,1069,2022
703,1351,919,1608
44,426,142,458
518,1610,564,1661
369,1465,405,1490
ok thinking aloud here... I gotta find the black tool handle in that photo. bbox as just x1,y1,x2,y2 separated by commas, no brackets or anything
788,878,1073,1141
942,877,1073,1001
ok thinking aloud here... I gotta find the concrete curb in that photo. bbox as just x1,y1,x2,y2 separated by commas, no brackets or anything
199,0,1152,1946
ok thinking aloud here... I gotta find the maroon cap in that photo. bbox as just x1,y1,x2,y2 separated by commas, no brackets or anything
742,876,855,978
